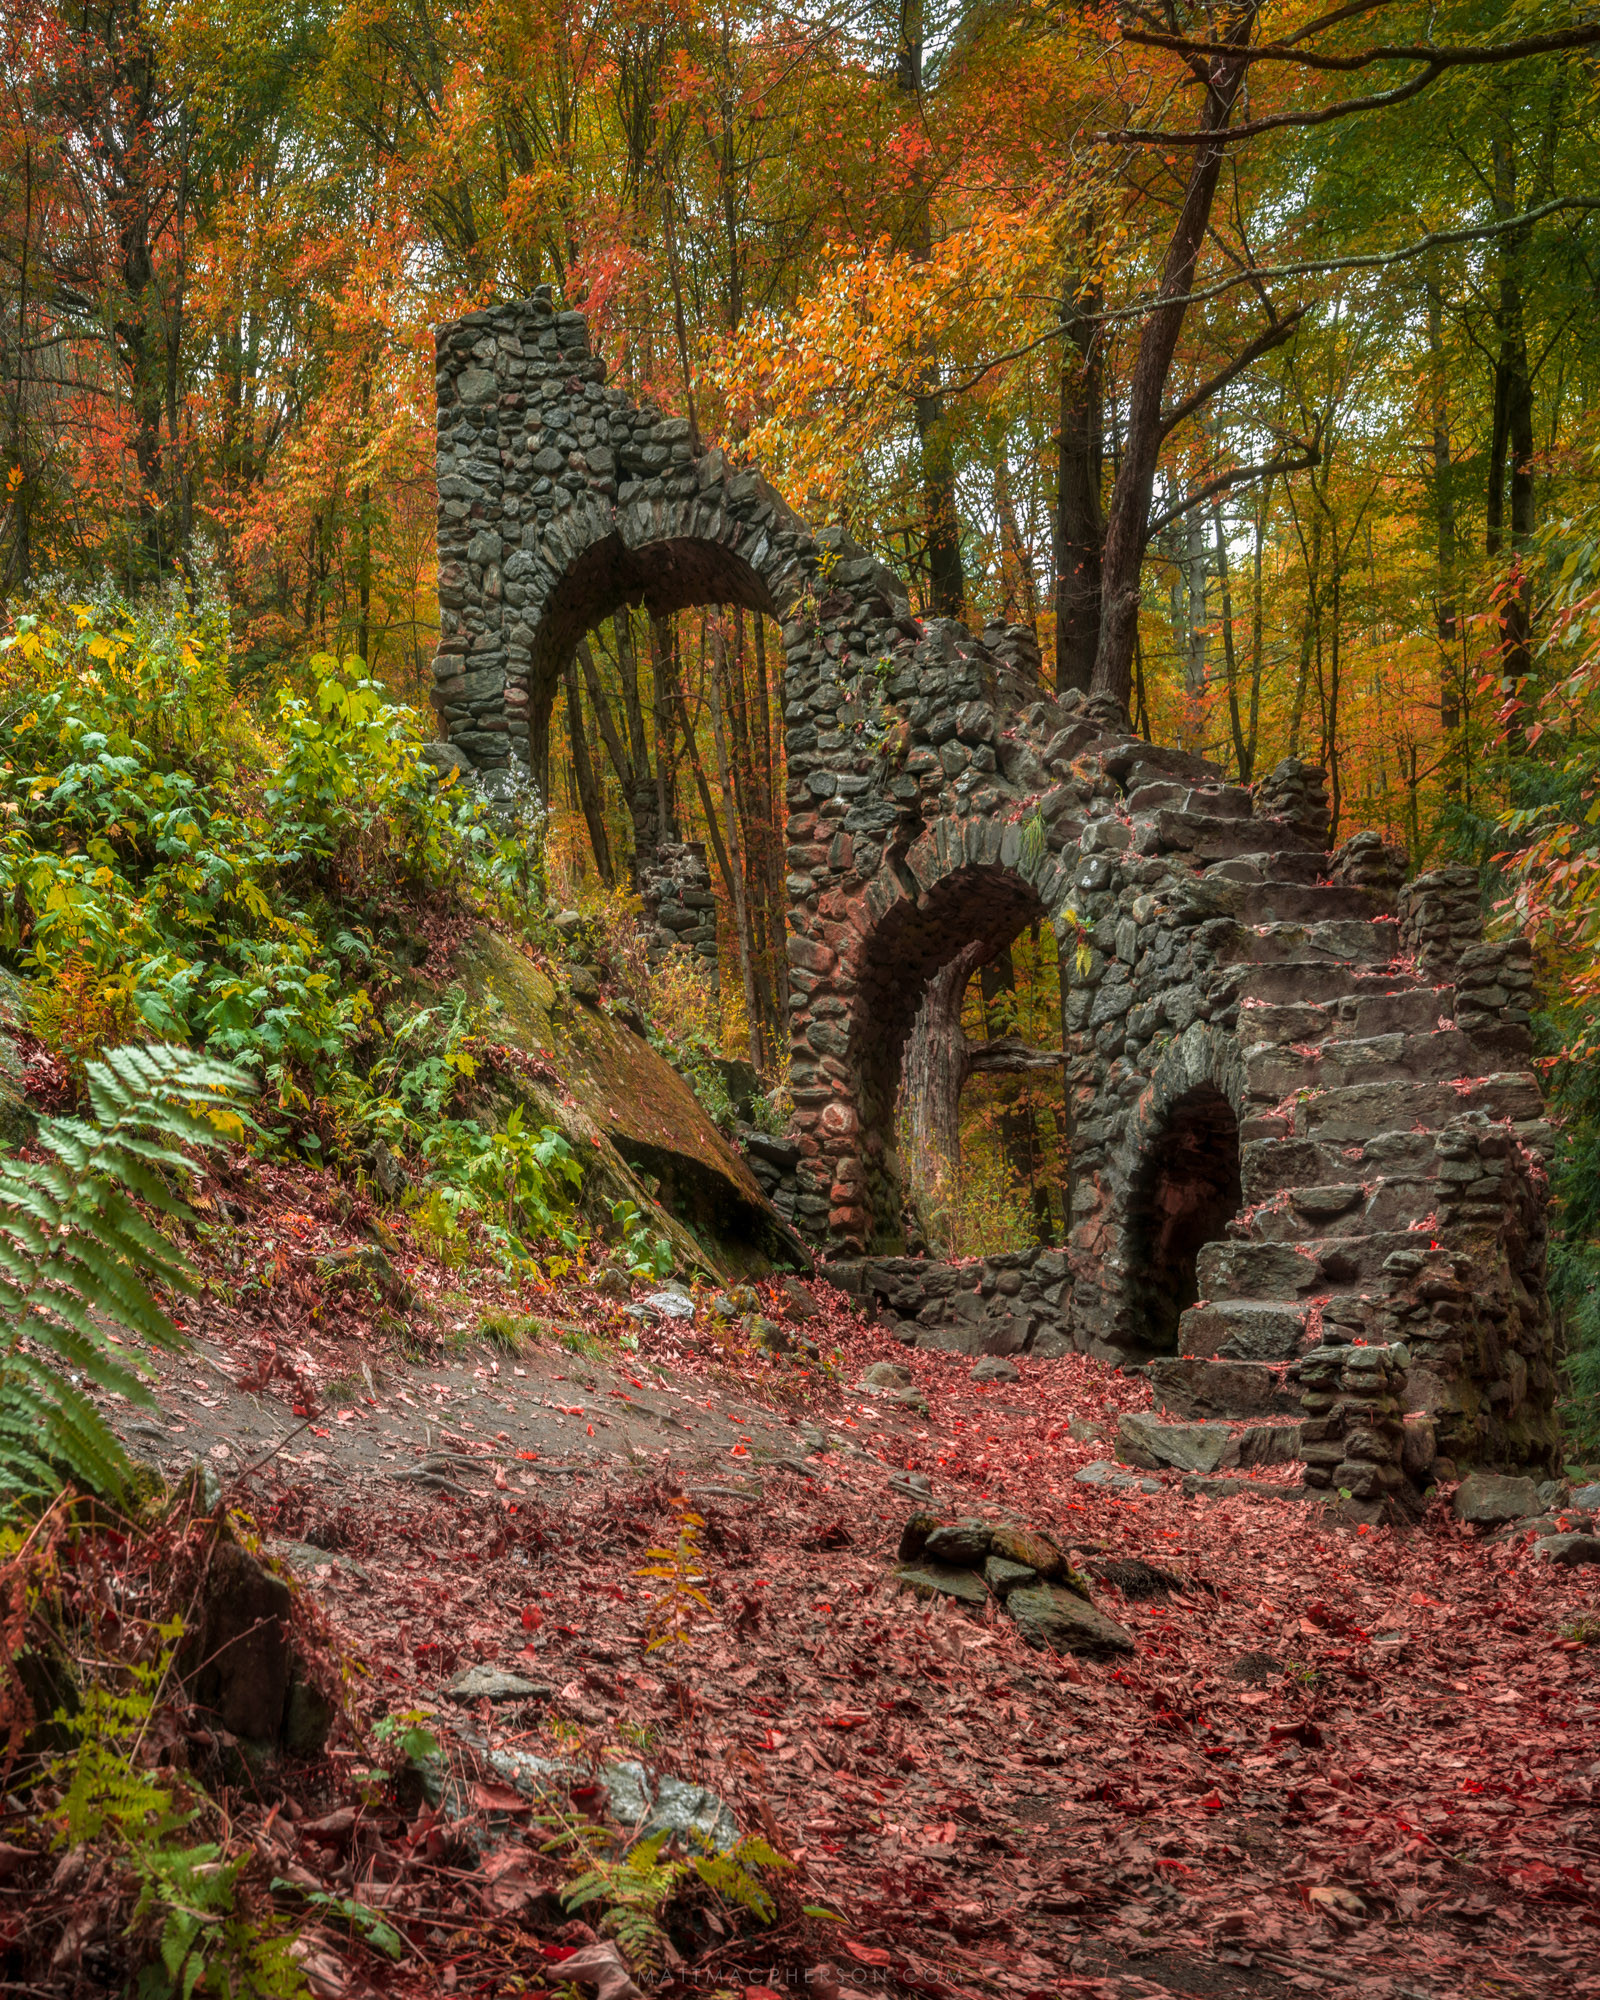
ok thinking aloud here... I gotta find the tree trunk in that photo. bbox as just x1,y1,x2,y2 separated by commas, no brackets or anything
563,662,615,886
1214,498,1250,781
896,0,965,618
1091,22,1254,714
901,943,987,1194
1054,275,1103,694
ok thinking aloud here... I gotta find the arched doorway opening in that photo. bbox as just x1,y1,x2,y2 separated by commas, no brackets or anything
1123,1085,1242,1353
850,863,1069,1254
529,538,795,1079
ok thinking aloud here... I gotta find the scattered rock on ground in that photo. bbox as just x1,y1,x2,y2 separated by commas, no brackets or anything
1571,1481,1600,1512
1006,1582,1134,1658
984,1556,1037,1598
446,1665,552,1703
591,1263,631,1300
267,1541,368,1584
894,1562,989,1609
987,1524,1068,1581
971,1355,1020,1384
920,1519,992,1567
643,1285,694,1321
1453,1471,1542,1526
859,1360,914,1390
566,965,601,1003
897,1510,943,1561
1116,1413,1239,1475
1075,1459,1162,1494
1533,1534,1600,1566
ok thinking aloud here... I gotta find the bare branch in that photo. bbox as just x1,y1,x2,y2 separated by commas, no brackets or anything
1159,307,1308,439
1145,449,1320,542
1121,18,1600,74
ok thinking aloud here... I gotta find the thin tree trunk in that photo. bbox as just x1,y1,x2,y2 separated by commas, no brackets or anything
1054,272,1103,694
896,0,965,617
707,622,764,1066
1091,16,1254,713
563,663,615,885
1213,499,1250,781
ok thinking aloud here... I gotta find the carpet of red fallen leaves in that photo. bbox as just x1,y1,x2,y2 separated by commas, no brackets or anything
208,1276,1600,2000
4,1111,1598,2000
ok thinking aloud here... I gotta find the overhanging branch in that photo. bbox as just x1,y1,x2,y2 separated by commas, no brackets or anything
1144,449,1319,543
1159,308,1308,439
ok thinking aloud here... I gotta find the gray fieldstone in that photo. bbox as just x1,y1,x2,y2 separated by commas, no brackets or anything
1006,1583,1135,1658
894,1562,989,1608
1453,1471,1541,1526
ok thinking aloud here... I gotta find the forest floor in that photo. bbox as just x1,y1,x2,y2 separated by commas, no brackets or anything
46,1143,1597,2000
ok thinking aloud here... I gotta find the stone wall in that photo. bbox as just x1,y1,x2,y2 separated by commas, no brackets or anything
433,290,1562,1472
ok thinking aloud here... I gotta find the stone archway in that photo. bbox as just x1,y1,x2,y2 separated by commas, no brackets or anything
432,293,1560,1476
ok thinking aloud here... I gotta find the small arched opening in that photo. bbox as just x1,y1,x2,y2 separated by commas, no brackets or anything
1123,1084,1243,1353
849,863,1069,1254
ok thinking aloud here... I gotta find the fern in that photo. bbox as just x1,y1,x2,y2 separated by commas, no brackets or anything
0,1042,255,1507
689,1834,791,1925
561,1830,684,1976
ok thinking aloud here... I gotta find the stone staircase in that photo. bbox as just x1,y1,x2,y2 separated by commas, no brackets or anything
1115,766,1556,1492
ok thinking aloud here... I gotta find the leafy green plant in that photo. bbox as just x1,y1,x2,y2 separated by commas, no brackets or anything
561,1830,685,1976
52,1632,306,1999
272,1887,403,1963
558,1826,792,1976
0,1042,254,1507
611,1199,673,1279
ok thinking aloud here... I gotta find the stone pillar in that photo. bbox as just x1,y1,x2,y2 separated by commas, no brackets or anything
1251,758,1330,850
1396,865,1482,982
1298,1336,1410,1512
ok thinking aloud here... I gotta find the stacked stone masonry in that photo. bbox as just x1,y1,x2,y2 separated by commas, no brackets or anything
435,291,1560,1474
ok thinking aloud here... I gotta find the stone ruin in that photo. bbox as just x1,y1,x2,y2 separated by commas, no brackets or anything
433,290,1560,1486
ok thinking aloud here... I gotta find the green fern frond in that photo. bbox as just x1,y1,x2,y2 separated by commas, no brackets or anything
0,1041,255,1509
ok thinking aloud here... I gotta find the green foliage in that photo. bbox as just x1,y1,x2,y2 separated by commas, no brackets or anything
611,1198,673,1279
689,1834,791,1925
53,1631,305,1999
0,1042,255,1507
561,1831,685,1976
558,1826,792,1975
272,1887,403,1962
635,1496,711,1656
371,1709,441,1767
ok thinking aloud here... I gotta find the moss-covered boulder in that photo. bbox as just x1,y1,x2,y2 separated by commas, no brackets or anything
449,928,807,1280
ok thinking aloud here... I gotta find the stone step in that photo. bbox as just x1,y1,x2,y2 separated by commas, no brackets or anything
1238,999,1337,1046
1202,851,1327,887
1115,1410,1303,1476
1245,1028,1487,1099
1148,811,1316,860
1247,1176,1440,1241
1328,989,1449,1040
1223,918,1402,968
1237,961,1434,1007
1241,1130,1442,1202
1197,1229,1430,1301
1148,1356,1302,1420
1173,1299,1309,1362
1294,1073,1545,1144
1127,780,1255,820
1231,882,1385,925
